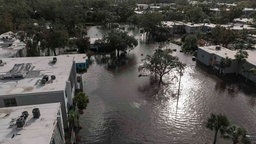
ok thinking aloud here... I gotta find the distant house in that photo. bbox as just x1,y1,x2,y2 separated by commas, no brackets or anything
0,32,26,58
162,21,185,34
210,8,221,16
233,18,254,25
89,38,102,51
184,23,203,34
242,8,256,17
136,4,149,10
0,103,65,144
197,45,256,83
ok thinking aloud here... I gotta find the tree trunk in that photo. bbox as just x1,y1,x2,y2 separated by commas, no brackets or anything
48,47,50,56
117,49,120,59
53,48,57,56
159,75,163,86
213,129,218,144
177,72,182,97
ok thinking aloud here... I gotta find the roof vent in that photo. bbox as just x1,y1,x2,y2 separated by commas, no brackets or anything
41,75,49,84
32,108,40,119
43,75,49,81
52,57,57,64
0,60,6,66
16,117,25,128
21,111,29,120
216,46,221,50
51,75,56,80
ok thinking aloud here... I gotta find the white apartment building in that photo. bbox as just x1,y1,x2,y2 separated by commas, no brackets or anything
0,55,78,128
0,103,65,144
197,45,256,83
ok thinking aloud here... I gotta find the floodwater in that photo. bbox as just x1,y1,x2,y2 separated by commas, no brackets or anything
79,26,256,144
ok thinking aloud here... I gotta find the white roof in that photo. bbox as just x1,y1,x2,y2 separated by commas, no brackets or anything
0,55,75,96
204,23,216,28
0,32,15,39
0,103,60,144
184,23,203,27
0,48,19,58
233,18,254,24
199,45,236,59
243,8,256,11
67,54,87,63
217,3,237,7
230,24,255,31
90,37,101,44
199,45,256,65
134,10,143,14
210,8,220,12
246,50,256,65
149,5,160,9
162,21,184,27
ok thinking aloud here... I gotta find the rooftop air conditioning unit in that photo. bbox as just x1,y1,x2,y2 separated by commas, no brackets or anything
22,111,29,120
52,57,57,64
41,75,49,84
16,117,25,128
32,108,40,119
51,75,56,80
43,75,49,81
216,46,221,50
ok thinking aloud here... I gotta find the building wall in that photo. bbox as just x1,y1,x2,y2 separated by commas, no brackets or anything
0,91,70,128
197,48,212,66
197,47,237,74
197,47,256,82
51,122,65,144
240,62,256,83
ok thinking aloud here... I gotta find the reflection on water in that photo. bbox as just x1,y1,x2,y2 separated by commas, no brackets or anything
79,26,256,144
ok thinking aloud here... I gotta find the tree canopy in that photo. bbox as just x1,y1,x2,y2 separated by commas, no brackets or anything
103,30,138,56
206,113,230,144
139,49,184,85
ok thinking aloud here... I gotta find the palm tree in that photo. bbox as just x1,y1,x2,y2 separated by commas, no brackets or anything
244,67,256,82
219,57,232,74
206,113,230,144
223,125,251,144
234,50,248,75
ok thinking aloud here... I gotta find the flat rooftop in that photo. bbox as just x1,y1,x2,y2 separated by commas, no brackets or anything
67,54,87,63
199,45,256,65
0,40,26,58
184,23,203,27
0,55,75,96
0,103,61,144
162,21,184,27
233,18,253,24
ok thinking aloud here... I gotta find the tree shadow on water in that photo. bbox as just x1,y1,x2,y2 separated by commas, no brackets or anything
94,53,137,73
137,77,173,102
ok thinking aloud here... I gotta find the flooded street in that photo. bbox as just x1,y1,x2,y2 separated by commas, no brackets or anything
79,26,256,144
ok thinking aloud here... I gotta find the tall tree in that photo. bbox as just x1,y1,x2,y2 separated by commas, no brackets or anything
138,12,163,35
234,50,248,74
44,29,69,56
206,113,230,144
103,30,138,58
219,57,232,74
182,34,198,53
139,49,184,85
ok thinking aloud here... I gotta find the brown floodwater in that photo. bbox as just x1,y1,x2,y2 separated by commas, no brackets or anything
79,26,256,144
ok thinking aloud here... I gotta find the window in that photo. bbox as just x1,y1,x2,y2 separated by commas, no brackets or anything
4,98,17,107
